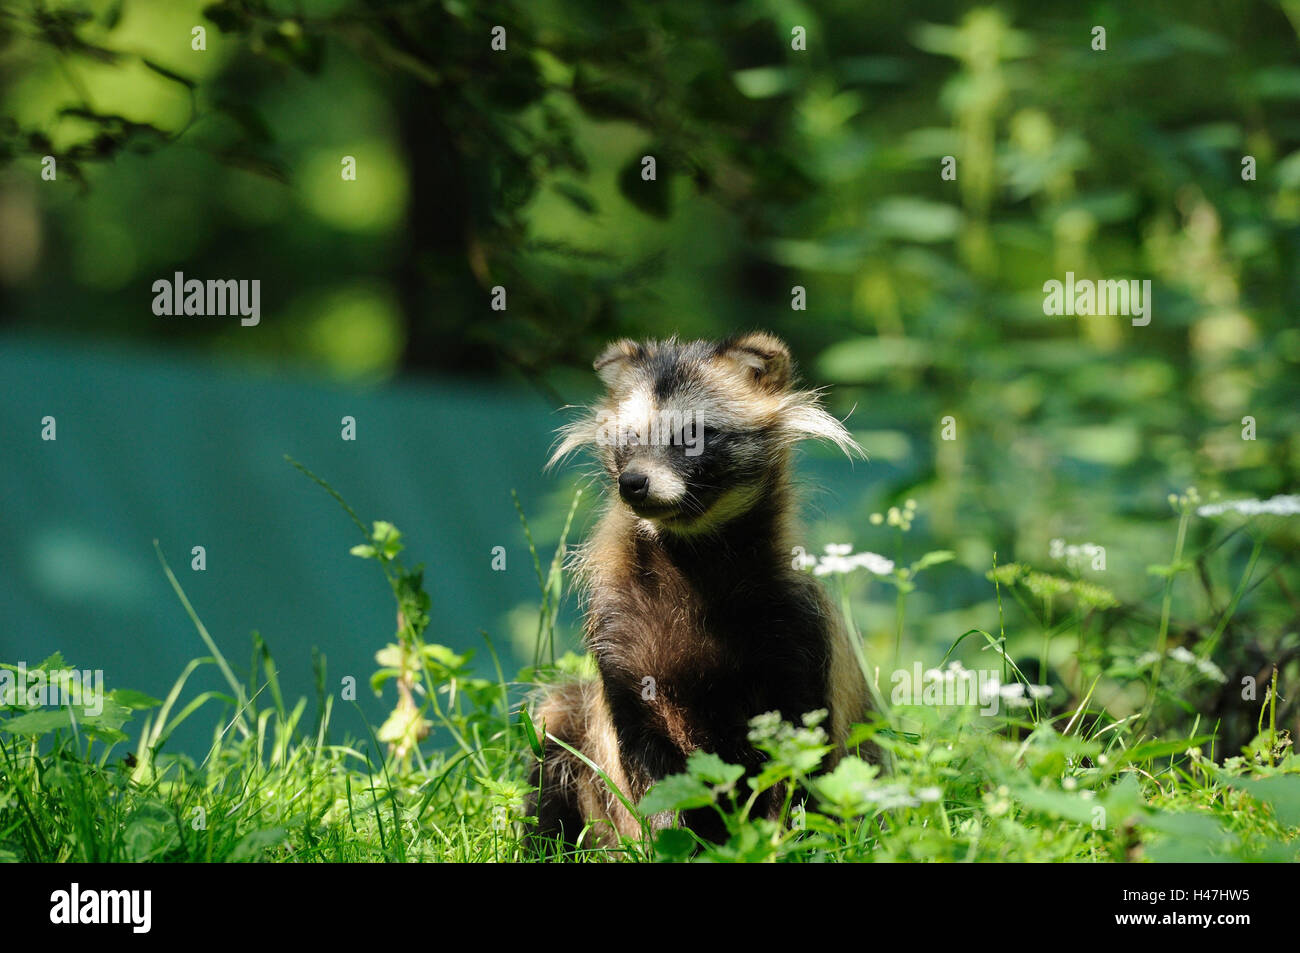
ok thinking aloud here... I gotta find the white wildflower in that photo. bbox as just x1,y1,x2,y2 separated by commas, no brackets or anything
812,548,894,576
999,683,1033,707
1195,658,1228,683
867,784,921,810
1196,494,1300,518
1050,539,1106,571
851,552,895,575
978,678,1001,704
813,557,847,576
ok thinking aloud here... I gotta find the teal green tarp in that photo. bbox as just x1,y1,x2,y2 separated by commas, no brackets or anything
1,335,584,750
0,335,886,753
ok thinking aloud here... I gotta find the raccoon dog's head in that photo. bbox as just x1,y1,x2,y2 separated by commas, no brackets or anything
550,332,861,535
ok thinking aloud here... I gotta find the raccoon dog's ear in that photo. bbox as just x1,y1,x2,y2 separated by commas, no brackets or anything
593,339,642,389
716,331,792,391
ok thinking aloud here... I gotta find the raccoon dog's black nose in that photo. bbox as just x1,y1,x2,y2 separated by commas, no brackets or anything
618,471,650,504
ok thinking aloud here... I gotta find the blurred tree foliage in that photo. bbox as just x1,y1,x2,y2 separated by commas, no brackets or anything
1,0,845,386
2,0,1299,742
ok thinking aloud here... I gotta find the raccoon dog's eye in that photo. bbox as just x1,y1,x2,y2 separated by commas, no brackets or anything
623,429,640,447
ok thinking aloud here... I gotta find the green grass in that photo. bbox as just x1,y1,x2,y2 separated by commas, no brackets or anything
1,476,1296,862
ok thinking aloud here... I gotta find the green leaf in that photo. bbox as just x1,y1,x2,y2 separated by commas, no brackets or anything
1141,811,1232,841
376,703,431,745
638,773,714,815
374,644,405,668
1021,724,1102,779
551,181,598,215
911,550,955,572
36,651,67,671
1110,736,1212,768
372,520,401,542
370,667,401,693
141,59,196,89
1,652,66,675
732,67,796,99
87,726,128,743
227,827,287,862
572,67,648,121
817,337,934,382
812,756,881,817
123,804,176,860
110,689,162,710
214,146,290,184
0,697,131,740
686,750,744,787
0,710,77,735
871,198,962,242
1230,776,1300,829
86,697,132,735
519,705,545,758
652,826,698,861
1012,785,1099,824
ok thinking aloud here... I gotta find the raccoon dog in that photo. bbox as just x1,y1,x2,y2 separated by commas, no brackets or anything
529,331,871,847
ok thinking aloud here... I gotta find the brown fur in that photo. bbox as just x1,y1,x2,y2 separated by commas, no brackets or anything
528,332,872,848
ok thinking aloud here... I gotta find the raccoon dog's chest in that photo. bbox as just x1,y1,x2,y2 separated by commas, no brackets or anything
590,552,831,769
